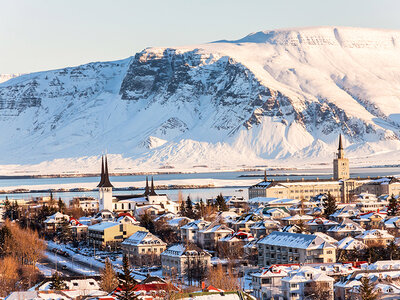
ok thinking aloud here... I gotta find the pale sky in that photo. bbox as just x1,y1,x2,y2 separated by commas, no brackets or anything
1,0,400,74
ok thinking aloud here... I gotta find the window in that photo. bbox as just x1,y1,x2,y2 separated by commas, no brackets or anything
290,283,298,288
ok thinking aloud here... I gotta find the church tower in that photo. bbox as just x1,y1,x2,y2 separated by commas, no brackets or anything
333,134,350,180
98,155,114,211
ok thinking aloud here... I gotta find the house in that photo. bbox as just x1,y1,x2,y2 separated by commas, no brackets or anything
69,218,88,240
231,213,264,232
43,212,69,233
250,219,281,238
197,224,234,250
355,193,389,213
251,265,290,300
259,207,290,219
330,205,360,221
121,231,166,266
161,244,211,278
281,215,314,226
336,237,367,251
353,211,386,229
130,276,180,299
327,218,365,239
70,197,99,213
180,220,211,244
355,229,394,247
305,217,338,233
257,231,336,266
88,221,147,249
281,266,334,300
217,231,255,258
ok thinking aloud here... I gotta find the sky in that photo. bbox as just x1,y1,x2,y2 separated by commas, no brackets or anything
1,0,400,74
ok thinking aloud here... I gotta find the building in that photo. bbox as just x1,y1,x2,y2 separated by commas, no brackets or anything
197,224,234,250
248,135,400,202
121,231,166,266
43,212,69,233
305,217,338,233
161,244,211,278
281,266,335,300
251,265,290,300
180,220,211,244
250,219,281,238
257,231,336,267
96,156,179,215
69,197,99,213
333,134,349,180
327,218,365,239
355,229,394,247
88,221,146,248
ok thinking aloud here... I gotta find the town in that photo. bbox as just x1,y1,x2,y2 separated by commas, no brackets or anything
0,135,399,300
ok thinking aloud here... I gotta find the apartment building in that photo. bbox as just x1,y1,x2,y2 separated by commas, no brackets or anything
88,221,146,248
257,231,336,267
121,231,166,266
161,244,211,277
197,224,234,251
180,220,211,244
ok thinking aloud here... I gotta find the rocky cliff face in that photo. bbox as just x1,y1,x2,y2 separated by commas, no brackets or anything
1,27,400,172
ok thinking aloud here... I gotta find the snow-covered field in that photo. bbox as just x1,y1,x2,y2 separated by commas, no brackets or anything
1,26,400,175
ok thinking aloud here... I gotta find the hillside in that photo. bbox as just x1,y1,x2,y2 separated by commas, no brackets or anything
1,26,400,174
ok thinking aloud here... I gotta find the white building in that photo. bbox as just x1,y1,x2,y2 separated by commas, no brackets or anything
161,244,211,277
281,266,334,300
257,231,336,266
180,220,211,244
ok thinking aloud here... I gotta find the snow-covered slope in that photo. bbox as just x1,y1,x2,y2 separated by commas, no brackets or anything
0,74,23,84
1,26,400,174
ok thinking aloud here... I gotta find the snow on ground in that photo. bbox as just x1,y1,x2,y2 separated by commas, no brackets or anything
44,251,98,276
0,178,261,193
36,262,56,276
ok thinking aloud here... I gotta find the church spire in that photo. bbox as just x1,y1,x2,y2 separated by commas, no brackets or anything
338,133,343,150
144,176,150,196
150,177,157,196
97,156,105,187
337,134,344,159
101,155,114,188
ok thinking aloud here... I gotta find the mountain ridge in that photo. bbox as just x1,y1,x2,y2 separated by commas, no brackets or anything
1,26,400,174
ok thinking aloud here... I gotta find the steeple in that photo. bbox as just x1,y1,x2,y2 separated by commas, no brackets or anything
150,177,157,196
97,156,105,187
337,134,344,159
338,133,343,150
144,176,150,196
101,155,114,188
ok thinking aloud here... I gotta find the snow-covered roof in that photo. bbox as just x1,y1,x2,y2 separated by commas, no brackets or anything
337,237,367,250
355,229,394,240
88,221,119,231
258,231,336,249
180,219,211,230
122,231,165,247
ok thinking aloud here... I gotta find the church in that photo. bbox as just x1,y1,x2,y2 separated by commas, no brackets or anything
97,156,179,215
249,135,400,203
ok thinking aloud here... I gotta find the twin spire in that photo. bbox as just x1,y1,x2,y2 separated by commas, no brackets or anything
144,176,157,196
97,155,113,188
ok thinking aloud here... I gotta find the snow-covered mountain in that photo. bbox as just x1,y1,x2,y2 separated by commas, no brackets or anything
0,74,23,84
1,26,400,174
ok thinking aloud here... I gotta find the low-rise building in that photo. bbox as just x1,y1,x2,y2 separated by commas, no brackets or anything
43,212,69,233
88,221,146,249
327,218,365,239
197,224,234,250
161,244,211,278
306,217,338,233
257,231,336,267
281,266,334,300
355,229,394,247
121,231,166,266
250,219,281,238
180,220,211,244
